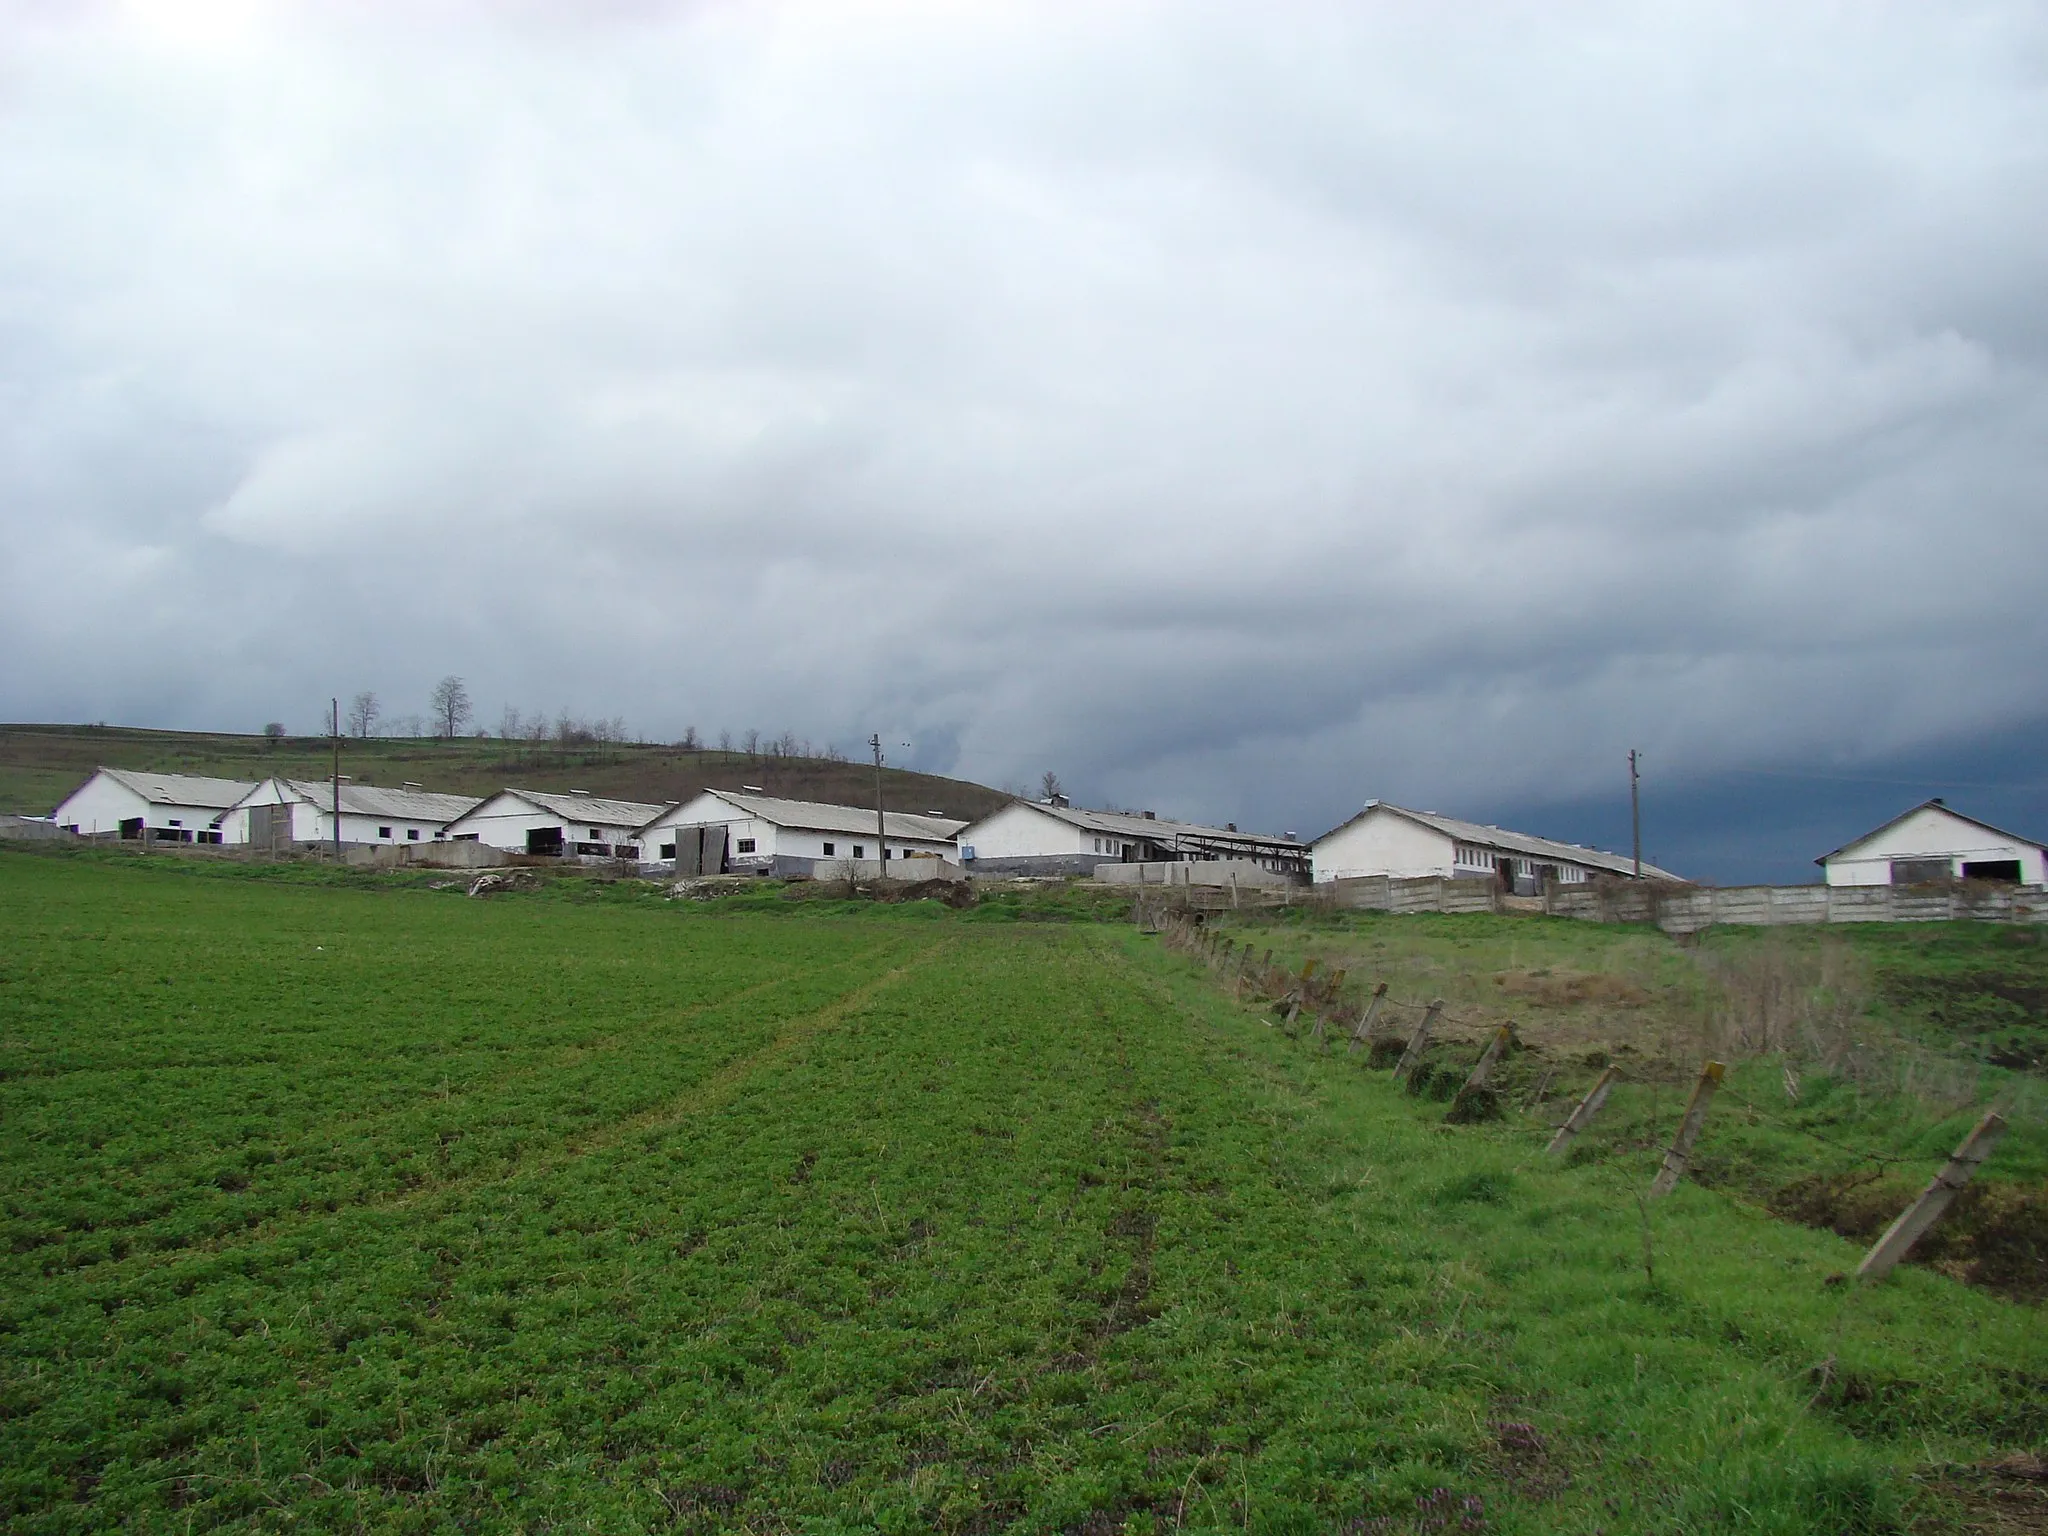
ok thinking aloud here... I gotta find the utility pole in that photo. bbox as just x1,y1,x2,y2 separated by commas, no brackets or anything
331,698,342,863
869,733,887,876
1629,748,1641,879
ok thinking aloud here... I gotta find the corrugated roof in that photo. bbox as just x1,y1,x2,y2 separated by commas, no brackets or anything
981,800,1304,853
276,780,482,823
1816,799,2046,865
1318,801,1685,882
99,768,257,810
490,788,671,827
656,791,966,842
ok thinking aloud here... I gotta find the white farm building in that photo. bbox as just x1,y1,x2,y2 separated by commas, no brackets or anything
1312,801,1681,890
1818,800,2046,887
445,789,668,859
953,799,1310,879
639,790,966,877
218,778,482,852
50,767,256,844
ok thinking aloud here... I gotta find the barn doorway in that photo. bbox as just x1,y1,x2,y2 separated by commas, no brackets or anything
1961,859,2022,883
526,826,564,856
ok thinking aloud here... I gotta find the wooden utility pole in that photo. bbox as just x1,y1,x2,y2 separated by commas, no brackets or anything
1648,1061,1724,1197
330,697,342,863
869,733,886,876
1856,1111,2007,1284
1629,748,1642,880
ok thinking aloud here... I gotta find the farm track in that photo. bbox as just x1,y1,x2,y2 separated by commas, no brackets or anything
20,940,950,1301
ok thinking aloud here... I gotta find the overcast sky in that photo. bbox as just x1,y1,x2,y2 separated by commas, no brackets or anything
4,2,2045,876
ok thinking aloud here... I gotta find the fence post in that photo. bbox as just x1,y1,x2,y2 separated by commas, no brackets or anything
1309,969,1347,1047
1855,1110,2007,1284
1545,1066,1619,1156
1348,981,1389,1053
1391,1000,1443,1082
1648,1062,1725,1197
1461,1024,1515,1093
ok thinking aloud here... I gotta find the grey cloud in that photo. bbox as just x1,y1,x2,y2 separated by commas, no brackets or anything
4,2,2046,848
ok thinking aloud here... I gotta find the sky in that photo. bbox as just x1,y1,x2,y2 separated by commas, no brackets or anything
3,2,2045,882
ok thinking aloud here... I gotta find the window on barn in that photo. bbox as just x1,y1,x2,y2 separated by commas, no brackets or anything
1890,858,1951,885
168,819,183,828
587,828,601,839
1962,859,2022,883
407,828,420,840
736,838,757,853
379,826,392,839
659,843,676,859
822,842,835,855
853,845,864,858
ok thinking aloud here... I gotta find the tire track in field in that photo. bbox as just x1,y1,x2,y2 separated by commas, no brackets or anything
43,938,955,1300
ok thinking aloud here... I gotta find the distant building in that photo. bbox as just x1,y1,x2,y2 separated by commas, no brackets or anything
1311,800,1680,890
49,767,256,844
953,799,1310,879
219,778,481,852
445,789,669,859
638,790,965,876
1818,799,2045,887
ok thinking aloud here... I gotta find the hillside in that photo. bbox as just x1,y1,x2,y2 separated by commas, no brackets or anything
0,723,1012,825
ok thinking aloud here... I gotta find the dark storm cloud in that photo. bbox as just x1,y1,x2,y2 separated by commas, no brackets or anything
3,2,2046,857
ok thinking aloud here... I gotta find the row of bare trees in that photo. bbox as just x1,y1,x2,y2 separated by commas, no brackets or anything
342,677,478,741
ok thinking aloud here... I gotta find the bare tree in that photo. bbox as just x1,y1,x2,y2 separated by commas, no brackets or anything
498,705,524,740
742,729,760,757
429,676,472,739
718,729,732,753
678,725,701,751
346,691,380,739
262,721,286,743
526,712,551,743
1040,771,1065,804
395,713,426,738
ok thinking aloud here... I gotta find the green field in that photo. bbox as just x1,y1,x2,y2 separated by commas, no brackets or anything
2,852,2044,1533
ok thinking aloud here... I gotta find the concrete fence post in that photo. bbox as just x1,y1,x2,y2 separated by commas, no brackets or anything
1461,1024,1515,1093
1856,1110,2006,1284
1648,1062,1725,1198
1545,1066,1620,1156
1391,1000,1443,1083
1348,981,1389,1053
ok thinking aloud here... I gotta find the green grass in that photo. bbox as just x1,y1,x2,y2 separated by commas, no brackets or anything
2,853,2043,1532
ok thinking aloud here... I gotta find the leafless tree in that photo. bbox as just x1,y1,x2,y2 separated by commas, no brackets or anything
776,730,800,757
498,705,523,740
395,713,426,738
742,729,760,757
1040,771,1064,803
430,676,472,739
678,726,701,751
346,691,380,739
718,729,732,753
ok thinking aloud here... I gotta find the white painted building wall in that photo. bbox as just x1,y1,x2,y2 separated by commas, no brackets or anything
954,802,1094,862
219,780,471,848
1822,805,2046,886
1312,811,1455,882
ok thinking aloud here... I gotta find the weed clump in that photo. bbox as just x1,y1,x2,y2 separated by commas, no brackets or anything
1444,1085,1502,1124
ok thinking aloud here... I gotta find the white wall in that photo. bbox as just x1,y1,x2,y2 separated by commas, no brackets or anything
642,791,954,868
1824,806,2046,886
956,803,1090,861
1313,810,1456,882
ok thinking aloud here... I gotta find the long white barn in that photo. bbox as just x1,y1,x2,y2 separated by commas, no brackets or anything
1312,801,1680,889
639,790,965,876
446,789,668,859
51,768,255,844
953,799,1309,878
1819,800,2046,887
220,778,481,851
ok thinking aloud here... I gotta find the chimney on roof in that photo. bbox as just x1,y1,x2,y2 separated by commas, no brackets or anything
1142,809,1155,819
1931,796,1945,806
1226,822,1237,832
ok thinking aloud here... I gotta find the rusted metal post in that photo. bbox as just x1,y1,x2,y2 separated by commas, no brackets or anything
1546,1066,1620,1156
1348,982,1389,1054
1391,1001,1442,1082
1856,1110,2007,1284
1648,1061,1725,1198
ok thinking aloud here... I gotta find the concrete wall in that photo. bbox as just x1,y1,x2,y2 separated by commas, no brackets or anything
345,839,511,870
1822,805,2046,886
1093,860,1297,889
0,815,75,841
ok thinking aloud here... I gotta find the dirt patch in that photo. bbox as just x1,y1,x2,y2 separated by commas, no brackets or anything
1768,1173,2048,1305
1492,970,1651,1008
879,878,978,908
1929,1452,2048,1535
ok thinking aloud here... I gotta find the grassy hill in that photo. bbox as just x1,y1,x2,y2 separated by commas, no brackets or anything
2,849,2043,1532
0,723,1012,825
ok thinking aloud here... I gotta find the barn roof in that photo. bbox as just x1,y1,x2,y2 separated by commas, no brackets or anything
94,768,257,810
1815,799,2046,866
452,788,670,829
650,790,965,842
1314,800,1684,881
269,779,482,824
968,799,1305,854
